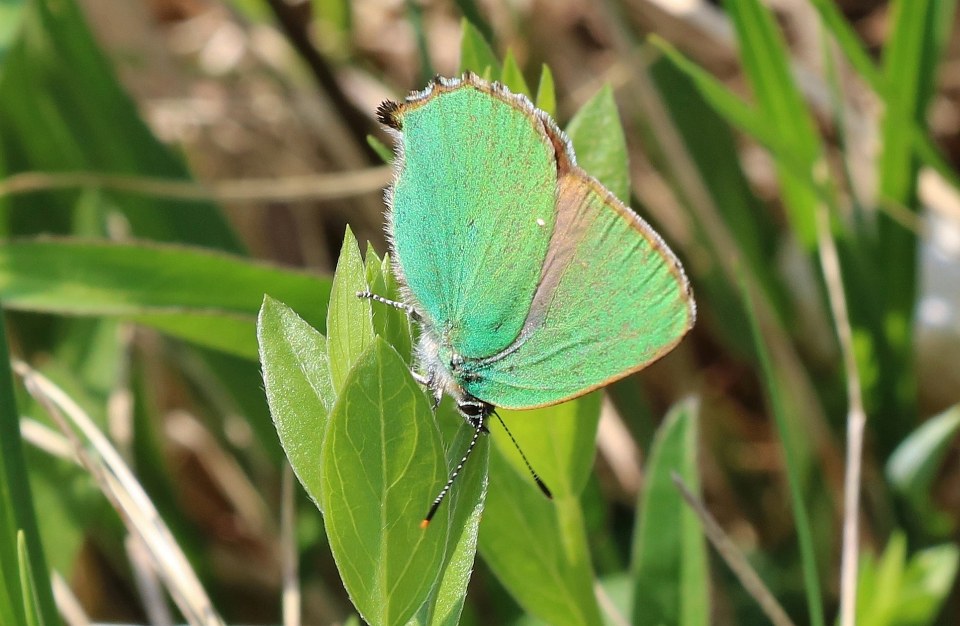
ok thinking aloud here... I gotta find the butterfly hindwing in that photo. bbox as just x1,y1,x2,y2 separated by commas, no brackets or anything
460,170,695,409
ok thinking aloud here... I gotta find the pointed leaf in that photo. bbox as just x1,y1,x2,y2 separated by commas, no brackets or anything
321,338,451,626
501,49,531,97
535,64,557,119
459,18,500,78
327,227,375,392
565,85,630,203
0,238,330,359
630,399,708,626
479,438,602,626
0,308,58,626
258,295,334,508
886,404,960,535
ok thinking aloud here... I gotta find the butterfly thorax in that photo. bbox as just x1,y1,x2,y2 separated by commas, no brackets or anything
415,324,493,422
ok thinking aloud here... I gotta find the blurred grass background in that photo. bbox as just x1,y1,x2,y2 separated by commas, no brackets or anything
2,0,960,624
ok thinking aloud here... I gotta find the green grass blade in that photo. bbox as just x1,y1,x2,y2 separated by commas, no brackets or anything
0,238,330,359
326,227,375,392
258,295,334,510
0,0,241,251
0,0,25,63
723,0,823,247
320,338,453,626
743,281,825,626
650,37,815,191
0,307,58,626
807,0,882,88
630,398,708,626
873,0,956,451
17,532,43,626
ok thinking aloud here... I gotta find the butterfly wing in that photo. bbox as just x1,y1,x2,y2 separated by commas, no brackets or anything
459,168,696,409
383,76,558,359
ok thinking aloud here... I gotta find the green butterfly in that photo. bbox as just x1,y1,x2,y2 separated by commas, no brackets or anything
363,73,695,521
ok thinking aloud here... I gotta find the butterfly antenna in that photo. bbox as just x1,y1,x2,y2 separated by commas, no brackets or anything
492,411,552,499
421,415,486,529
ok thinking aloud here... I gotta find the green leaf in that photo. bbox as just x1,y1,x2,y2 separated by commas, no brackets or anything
320,338,451,626
0,307,58,626
0,0,241,251
327,227,375,392
459,18,500,79
873,0,956,451
479,435,602,626
0,238,330,359
650,36,817,197
381,254,413,363
565,85,630,203
367,134,395,164
723,0,822,247
535,64,557,119
0,0,25,63
743,277,825,626
886,404,960,536
258,295,334,509
408,401,489,626
500,50,531,97
497,394,600,499
363,247,411,362
479,395,602,626
630,399,708,625
17,533,42,626
856,533,959,626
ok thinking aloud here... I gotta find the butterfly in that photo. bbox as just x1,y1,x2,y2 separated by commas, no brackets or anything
362,73,695,523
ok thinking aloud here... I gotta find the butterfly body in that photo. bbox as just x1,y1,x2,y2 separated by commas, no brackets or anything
377,73,695,421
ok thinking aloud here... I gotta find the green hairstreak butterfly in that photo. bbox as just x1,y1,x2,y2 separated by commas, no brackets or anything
363,73,695,523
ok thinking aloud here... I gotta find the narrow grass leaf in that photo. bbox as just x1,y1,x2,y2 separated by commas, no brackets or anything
368,134,395,164
327,227,375,392
873,0,956,451
535,64,556,119
743,280,825,626
650,37,819,198
0,0,240,251
630,398,708,626
565,85,629,204
258,295,335,509
320,338,450,626
459,18,500,78
0,307,58,626
501,49,531,97
16,533,42,626
0,238,330,359
885,404,960,536
0,0,25,63
724,0,822,247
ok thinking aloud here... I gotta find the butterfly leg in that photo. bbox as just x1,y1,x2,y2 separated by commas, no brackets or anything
356,290,421,321
409,369,444,410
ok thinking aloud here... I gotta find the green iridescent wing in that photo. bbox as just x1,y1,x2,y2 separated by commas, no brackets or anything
382,76,558,359
460,165,696,409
